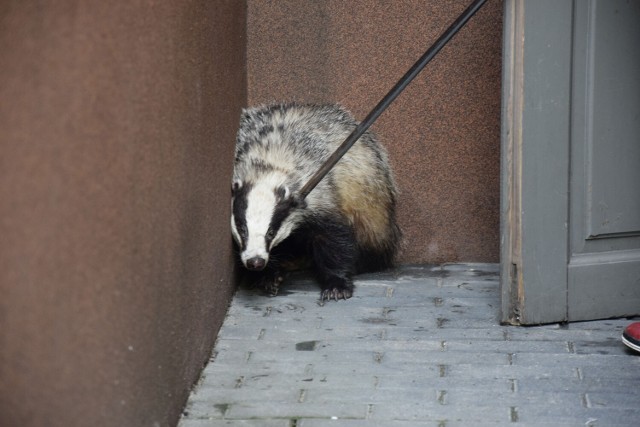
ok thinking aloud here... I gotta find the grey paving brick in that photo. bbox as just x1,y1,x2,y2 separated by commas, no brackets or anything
445,363,579,380
367,402,510,422
299,421,444,427
375,375,513,390
513,352,640,367
298,421,578,427
179,264,640,427
572,338,630,356
192,372,379,392
505,325,627,342
375,350,512,366
385,326,507,341
515,376,640,394
188,386,299,404
580,364,640,380
515,406,639,425
224,402,368,420
180,420,290,427
442,339,570,353
586,392,640,410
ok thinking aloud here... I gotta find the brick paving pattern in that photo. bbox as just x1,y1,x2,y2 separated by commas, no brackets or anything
179,264,640,426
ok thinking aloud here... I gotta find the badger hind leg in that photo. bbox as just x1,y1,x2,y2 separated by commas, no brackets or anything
310,219,357,302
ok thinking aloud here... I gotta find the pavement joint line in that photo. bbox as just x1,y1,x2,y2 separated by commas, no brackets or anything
510,406,519,422
366,404,374,419
582,393,592,408
437,390,447,405
438,364,447,377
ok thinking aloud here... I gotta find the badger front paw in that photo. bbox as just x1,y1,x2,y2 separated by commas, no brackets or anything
257,272,284,297
319,276,354,303
320,287,353,302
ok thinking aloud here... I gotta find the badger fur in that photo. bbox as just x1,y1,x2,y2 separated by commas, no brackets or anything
231,102,401,301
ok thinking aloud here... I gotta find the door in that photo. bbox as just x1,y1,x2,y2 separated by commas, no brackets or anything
501,0,640,325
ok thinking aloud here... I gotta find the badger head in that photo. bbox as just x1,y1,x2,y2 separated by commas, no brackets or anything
231,178,305,271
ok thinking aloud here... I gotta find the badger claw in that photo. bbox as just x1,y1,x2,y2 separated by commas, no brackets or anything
258,274,284,297
268,276,284,296
320,287,353,302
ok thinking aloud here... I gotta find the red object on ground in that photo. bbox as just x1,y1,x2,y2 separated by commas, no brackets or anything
622,322,640,353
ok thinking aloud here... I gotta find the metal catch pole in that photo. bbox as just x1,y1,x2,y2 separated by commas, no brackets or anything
298,0,488,200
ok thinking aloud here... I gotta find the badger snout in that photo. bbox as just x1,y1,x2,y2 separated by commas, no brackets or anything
246,256,267,271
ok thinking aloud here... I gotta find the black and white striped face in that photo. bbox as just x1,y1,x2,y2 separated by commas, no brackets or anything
231,179,299,271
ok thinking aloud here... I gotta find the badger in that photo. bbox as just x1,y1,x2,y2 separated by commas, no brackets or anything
231,102,401,301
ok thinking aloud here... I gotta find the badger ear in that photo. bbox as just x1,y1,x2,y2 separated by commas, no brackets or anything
275,185,290,201
232,180,243,195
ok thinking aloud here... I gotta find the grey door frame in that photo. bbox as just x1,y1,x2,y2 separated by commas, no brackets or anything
500,0,640,325
500,0,574,325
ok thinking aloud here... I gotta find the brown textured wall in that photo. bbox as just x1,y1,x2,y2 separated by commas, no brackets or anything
0,1,244,426
247,0,502,263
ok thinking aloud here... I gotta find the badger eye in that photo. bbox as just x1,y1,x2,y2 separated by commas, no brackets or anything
266,229,276,240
